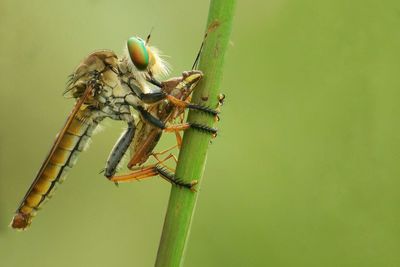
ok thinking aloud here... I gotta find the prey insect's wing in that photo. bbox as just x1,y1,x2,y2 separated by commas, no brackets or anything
127,71,203,168
11,50,119,230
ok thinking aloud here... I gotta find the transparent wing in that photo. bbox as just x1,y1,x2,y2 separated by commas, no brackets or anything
11,50,119,230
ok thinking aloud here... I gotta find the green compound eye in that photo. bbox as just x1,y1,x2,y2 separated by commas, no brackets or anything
127,36,149,70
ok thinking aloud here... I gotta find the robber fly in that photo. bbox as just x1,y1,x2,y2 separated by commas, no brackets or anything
11,35,218,230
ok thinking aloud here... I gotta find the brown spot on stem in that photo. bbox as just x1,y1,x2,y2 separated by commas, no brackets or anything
207,20,221,34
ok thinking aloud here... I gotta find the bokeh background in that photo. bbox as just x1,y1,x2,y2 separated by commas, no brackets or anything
1,0,400,266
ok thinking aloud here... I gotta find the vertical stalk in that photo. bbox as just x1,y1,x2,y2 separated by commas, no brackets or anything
155,1,236,266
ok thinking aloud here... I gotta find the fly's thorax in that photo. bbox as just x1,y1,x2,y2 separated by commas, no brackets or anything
65,50,118,99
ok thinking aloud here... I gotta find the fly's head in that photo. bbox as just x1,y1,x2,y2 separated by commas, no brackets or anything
125,36,170,80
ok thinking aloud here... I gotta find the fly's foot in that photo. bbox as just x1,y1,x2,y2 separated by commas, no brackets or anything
189,180,198,192
173,177,198,192
214,93,226,122
218,93,226,105
192,93,226,123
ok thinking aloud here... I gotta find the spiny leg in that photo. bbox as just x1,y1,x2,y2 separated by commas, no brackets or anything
156,165,197,191
129,73,218,118
164,122,218,137
166,94,219,117
162,93,226,137
124,84,218,118
111,164,197,191
137,106,217,136
167,93,226,124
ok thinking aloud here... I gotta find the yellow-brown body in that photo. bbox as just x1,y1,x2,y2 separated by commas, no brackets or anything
11,108,98,229
11,50,126,229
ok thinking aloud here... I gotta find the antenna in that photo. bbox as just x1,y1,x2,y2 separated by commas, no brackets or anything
146,27,154,45
191,21,220,70
191,33,207,70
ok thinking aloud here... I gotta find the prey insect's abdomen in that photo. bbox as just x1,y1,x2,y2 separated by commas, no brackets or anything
11,109,99,230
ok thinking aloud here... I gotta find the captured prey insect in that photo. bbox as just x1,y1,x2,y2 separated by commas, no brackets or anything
111,70,223,188
11,35,219,230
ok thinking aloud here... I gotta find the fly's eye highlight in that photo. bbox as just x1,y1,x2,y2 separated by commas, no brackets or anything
127,37,149,70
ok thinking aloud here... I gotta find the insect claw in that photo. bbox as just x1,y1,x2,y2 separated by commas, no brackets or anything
218,93,226,105
189,180,198,192
114,182,119,187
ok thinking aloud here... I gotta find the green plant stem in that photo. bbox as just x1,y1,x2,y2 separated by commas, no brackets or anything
155,1,236,266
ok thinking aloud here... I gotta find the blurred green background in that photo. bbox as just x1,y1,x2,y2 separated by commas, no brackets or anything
1,0,400,266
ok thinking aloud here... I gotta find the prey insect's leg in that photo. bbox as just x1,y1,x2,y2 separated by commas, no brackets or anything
150,152,178,172
175,114,185,147
104,120,136,178
175,131,183,148
150,147,179,164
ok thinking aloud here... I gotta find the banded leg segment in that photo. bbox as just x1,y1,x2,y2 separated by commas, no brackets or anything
166,94,219,116
111,164,197,191
104,121,136,178
137,106,217,136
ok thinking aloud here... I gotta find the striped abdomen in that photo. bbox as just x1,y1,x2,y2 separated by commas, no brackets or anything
11,110,99,229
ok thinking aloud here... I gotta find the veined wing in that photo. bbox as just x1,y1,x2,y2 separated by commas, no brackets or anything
11,50,119,230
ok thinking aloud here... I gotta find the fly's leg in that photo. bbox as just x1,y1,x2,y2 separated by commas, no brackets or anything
165,94,220,117
155,164,197,191
111,164,197,191
140,73,220,117
137,106,218,137
163,123,217,137
162,94,225,137
111,153,197,190
131,90,220,118
104,120,136,178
